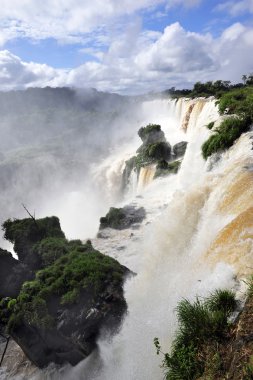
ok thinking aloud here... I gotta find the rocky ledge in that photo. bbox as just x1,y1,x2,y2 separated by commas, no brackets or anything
0,216,130,368
99,205,146,230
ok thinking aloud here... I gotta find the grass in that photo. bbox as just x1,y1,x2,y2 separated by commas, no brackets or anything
154,289,237,380
202,117,250,159
5,246,126,330
0,216,127,332
202,86,253,160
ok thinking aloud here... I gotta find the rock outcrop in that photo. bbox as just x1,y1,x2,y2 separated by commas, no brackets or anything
173,141,188,158
0,216,129,368
122,124,188,191
0,249,32,298
99,205,146,230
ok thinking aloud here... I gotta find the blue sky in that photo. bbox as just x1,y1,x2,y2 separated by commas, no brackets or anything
0,0,252,94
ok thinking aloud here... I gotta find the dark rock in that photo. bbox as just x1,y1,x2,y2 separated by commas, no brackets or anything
10,280,128,368
154,159,181,178
0,216,130,368
0,249,32,298
173,141,188,158
99,205,146,230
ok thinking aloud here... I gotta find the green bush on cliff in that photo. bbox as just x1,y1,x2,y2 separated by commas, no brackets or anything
154,289,237,380
33,237,69,266
206,121,215,130
100,207,126,229
0,217,127,332
202,117,250,159
5,244,126,330
218,87,253,120
154,160,181,178
2,216,65,268
138,124,162,141
202,87,253,159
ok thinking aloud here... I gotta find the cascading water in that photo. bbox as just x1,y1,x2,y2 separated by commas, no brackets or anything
136,165,156,194
1,97,252,380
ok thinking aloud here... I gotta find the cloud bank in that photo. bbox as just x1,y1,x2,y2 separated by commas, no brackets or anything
0,20,253,94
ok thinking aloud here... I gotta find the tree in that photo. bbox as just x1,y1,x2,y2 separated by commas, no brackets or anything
242,74,247,85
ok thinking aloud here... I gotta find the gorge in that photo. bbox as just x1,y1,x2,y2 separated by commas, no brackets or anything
0,90,253,380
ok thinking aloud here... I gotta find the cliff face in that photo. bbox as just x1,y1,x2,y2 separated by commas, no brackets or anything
226,295,253,379
199,294,253,379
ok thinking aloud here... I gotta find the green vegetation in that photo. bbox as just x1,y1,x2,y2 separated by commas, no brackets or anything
218,86,253,121
168,80,239,99
138,124,163,142
0,216,127,332
122,124,172,188
100,207,126,229
202,86,253,159
167,75,253,99
2,216,65,266
154,289,237,380
2,242,126,330
33,237,69,266
206,121,215,130
154,160,181,178
202,117,249,159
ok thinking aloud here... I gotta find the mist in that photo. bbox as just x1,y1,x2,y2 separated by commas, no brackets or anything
0,87,166,249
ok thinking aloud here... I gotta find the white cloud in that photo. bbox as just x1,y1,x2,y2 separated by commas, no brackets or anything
0,0,164,46
215,0,253,16
0,50,59,90
166,0,202,9
0,21,253,94
0,0,205,47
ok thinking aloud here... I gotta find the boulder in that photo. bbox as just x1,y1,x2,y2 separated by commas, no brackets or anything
0,216,130,368
154,159,181,179
173,141,188,158
0,249,32,298
100,205,146,230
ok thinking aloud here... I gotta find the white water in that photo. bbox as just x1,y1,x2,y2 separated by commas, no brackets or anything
2,97,252,380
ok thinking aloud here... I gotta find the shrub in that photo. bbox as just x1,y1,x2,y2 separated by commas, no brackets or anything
206,121,215,130
218,87,253,121
201,86,253,160
100,207,126,229
205,289,237,316
202,117,250,159
138,124,163,142
33,237,68,266
2,216,65,267
5,241,126,331
154,160,181,178
155,290,237,380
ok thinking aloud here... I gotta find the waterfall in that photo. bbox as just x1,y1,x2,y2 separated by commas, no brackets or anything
2,97,252,380
136,165,156,193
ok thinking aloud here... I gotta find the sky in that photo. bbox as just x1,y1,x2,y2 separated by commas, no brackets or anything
0,0,253,94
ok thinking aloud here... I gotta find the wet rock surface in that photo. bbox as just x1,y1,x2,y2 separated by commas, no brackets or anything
99,205,146,230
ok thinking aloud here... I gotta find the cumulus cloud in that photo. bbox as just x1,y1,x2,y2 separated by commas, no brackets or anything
0,21,253,94
0,50,59,90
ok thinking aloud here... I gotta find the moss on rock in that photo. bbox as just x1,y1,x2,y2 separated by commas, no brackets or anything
100,205,146,230
154,159,181,178
2,216,65,269
0,215,130,368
